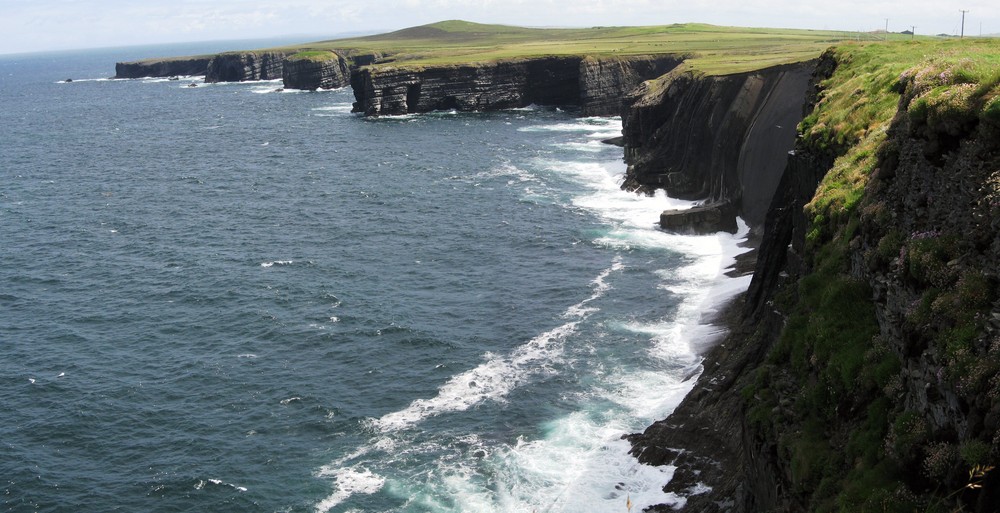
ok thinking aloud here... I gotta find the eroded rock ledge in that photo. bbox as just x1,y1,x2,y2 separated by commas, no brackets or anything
115,52,682,119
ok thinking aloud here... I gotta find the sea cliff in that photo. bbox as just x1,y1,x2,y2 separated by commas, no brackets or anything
115,56,213,79
349,55,682,116
281,51,352,90
629,41,1000,512
111,30,1000,511
204,51,289,83
620,62,814,229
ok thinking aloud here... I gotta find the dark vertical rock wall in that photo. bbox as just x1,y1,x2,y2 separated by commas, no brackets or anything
626,55,837,513
351,59,580,116
282,53,352,90
631,45,1000,513
204,52,289,83
350,55,682,117
579,55,683,116
114,57,212,79
116,51,681,115
620,62,814,227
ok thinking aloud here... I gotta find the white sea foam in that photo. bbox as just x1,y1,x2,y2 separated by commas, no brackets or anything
312,103,355,115
518,120,620,133
313,114,755,512
314,468,386,513
138,75,201,84
449,162,539,186
490,416,686,513
251,85,294,94
372,259,623,432
57,78,98,84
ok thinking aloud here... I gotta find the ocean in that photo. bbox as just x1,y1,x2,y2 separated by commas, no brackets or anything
0,42,751,513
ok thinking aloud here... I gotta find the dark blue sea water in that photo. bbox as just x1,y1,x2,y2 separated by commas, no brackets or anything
1,43,751,513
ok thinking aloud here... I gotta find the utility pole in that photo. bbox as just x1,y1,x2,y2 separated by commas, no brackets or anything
911,26,916,40
885,18,890,41
960,9,969,38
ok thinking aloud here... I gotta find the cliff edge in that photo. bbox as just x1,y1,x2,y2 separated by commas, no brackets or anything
629,40,1000,513
350,55,682,117
621,62,814,229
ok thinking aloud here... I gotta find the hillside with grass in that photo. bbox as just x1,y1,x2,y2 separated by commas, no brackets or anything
118,20,866,79
273,20,854,75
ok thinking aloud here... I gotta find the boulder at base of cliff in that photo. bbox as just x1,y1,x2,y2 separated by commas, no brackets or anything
660,201,738,234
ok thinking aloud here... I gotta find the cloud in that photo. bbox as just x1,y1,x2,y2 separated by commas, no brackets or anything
1,0,998,54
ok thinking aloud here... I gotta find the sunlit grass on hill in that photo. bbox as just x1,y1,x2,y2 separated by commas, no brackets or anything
803,38,1000,234
265,20,880,74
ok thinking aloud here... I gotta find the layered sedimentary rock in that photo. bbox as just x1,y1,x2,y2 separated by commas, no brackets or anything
579,55,684,116
621,62,813,227
351,55,681,117
114,57,212,79
282,52,352,90
204,51,289,83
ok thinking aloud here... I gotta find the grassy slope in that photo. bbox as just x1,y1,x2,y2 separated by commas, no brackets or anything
262,20,867,75
747,38,1000,512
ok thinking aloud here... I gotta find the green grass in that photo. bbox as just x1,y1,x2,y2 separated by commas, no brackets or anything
286,50,338,62
803,39,1000,239
259,20,884,75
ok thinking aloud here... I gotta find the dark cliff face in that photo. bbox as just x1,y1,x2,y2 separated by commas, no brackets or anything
114,58,212,79
204,52,288,83
351,58,580,116
579,55,683,116
620,62,814,228
350,55,681,117
631,45,1000,513
282,53,352,91
626,55,837,512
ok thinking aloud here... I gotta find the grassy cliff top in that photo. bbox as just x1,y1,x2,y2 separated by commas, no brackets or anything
803,38,1000,227
263,20,869,74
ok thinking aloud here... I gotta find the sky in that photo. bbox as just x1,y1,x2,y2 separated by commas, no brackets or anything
0,0,996,55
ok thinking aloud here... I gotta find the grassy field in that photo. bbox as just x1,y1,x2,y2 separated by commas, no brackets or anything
261,20,890,75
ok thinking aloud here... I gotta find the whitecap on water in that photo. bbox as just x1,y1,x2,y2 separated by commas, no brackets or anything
194,479,247,492
372,259,622,432
260,260,293,268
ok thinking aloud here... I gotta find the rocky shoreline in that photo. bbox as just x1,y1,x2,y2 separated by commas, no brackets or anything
114,37,1000,511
